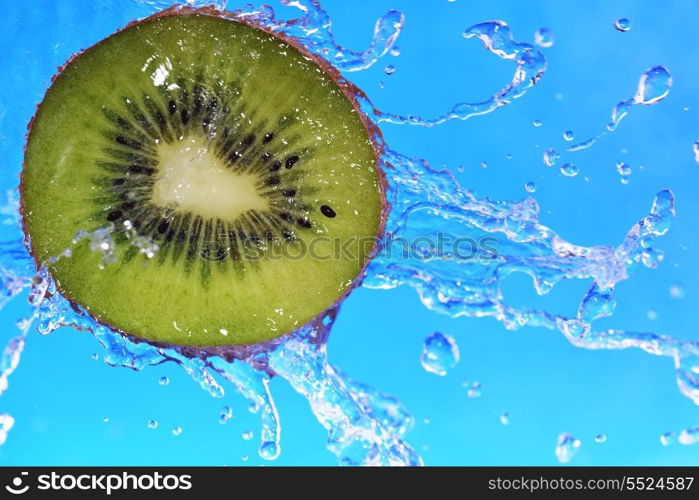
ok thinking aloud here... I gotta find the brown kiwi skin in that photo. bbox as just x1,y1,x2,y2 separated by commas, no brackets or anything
19,5,389,359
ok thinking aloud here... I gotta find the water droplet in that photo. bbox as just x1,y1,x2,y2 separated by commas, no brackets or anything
499,412,510,425
560,163,579,177
634,66,672,105
389,46,400,56
242,430,254,441
241,455,249,462
91,353,99,361
384,64,396,75
563,130,575,141
525,181,537,193
158,376,169,386
248,402,260,414
669,283,686,299
534,27,554,48
219,406,233,424
420,332,460,376
465,380,482,398
505,153,513,160
660,431,676,446
259,441,280,461
641,247,664,268
555,433,581,463
594,433,607,443
479,161,488,169
616,162,632,177
147,419,158,430
678,427,699,445
543,148,560,166
532,119,543,127
693,141,699,164
614,17,631,32
102,417,109,423
172,426,182,436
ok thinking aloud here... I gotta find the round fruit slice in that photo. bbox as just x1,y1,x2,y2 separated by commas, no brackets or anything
21,9,384,347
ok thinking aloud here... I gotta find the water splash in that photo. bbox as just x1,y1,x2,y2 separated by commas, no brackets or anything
374,20,547,126
563,66,672,154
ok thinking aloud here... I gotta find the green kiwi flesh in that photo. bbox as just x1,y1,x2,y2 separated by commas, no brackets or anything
21,11,384,347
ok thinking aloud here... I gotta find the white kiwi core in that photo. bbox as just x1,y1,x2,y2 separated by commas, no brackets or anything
152,135,268,219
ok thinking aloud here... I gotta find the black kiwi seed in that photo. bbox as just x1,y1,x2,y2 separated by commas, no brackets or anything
320,205,336,218
285,155,299,169
107,210,122,221
263,133,274,144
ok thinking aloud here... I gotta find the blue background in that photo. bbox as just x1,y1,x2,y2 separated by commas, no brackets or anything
1,0,698,465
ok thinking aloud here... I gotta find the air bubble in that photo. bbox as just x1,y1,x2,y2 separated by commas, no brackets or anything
499,412,510,425
172,427,182,436
532,119,543,127
693,141,699,164
555,433,581,463
420,332,460,376
525,181,537,193
594,433,607,443
614,18,631,32
147,419,158,430
389,46,401,56
158,376,170,386
384,64,396,75
242,430,254,440
563,130,574,141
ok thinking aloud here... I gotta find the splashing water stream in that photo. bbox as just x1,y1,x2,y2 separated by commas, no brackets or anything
0,0,697,465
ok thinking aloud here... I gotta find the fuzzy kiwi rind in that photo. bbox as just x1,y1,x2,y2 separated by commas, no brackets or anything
20,6,388,349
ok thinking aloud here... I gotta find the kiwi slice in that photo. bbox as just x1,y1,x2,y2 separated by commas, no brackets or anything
21,9,384,347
